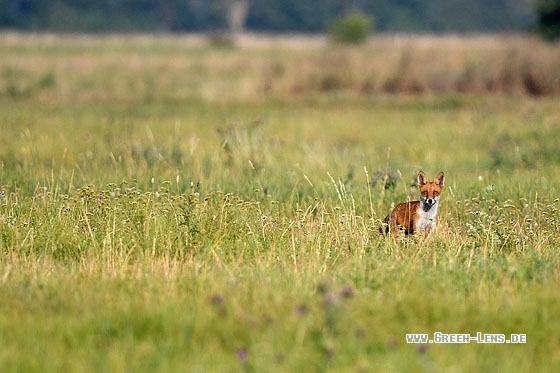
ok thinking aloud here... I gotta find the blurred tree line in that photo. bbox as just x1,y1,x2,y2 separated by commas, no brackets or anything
0,0,538,33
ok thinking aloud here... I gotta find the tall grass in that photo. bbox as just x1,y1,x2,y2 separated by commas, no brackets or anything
0,33,560,371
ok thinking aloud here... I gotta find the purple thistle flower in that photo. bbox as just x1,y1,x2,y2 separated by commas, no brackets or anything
236,349,249,363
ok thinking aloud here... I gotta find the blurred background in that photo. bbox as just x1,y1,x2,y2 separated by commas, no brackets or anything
0,0,556,39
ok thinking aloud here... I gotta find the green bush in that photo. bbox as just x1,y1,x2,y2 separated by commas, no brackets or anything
329,12,373,44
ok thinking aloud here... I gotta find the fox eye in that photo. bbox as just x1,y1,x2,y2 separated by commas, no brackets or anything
423,191,428,196
434,191,439,196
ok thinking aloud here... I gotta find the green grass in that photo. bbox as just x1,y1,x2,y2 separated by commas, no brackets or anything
1,34,560,372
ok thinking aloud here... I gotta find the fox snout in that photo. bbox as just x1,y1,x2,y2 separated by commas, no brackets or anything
421,196,438,211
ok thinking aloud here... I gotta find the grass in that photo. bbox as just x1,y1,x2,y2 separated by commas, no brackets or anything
1,33,560,371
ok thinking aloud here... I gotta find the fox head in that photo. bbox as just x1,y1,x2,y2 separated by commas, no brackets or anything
418,171,444,212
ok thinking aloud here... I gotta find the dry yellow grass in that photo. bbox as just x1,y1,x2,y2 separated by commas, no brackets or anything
2,32,559,105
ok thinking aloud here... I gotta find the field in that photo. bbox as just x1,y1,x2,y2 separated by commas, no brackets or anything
1,33,560,371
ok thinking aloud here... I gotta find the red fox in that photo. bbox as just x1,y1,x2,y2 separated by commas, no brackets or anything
380,171,445,236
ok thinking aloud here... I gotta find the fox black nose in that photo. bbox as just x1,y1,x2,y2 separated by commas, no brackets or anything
427,198,434,205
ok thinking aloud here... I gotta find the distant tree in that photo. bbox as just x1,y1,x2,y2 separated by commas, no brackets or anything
329,11,373,44
535,0,560,41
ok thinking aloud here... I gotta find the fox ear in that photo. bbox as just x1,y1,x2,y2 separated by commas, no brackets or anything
435,172,445,187
417,171,428,186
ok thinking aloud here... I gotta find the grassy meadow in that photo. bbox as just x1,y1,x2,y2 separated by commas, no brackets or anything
1,33,560,371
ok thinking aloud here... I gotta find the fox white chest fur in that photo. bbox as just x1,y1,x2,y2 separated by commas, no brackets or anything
414,195,440,233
